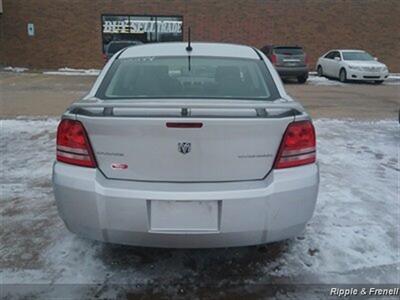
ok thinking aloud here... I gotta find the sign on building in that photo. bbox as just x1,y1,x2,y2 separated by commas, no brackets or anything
27,23,35,36
103,20,182,34
101,15,183,53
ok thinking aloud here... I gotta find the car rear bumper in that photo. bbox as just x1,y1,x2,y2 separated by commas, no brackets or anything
52,162,319,248
275,66,309,78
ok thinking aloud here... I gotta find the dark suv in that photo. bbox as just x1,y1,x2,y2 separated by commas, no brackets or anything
261,45,309,83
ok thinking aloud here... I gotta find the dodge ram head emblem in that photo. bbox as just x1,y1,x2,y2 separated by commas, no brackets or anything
178,142,191,154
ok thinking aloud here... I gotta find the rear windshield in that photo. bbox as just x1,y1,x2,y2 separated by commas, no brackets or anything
96,56,280,100
342,51,374,61
273,47,304,55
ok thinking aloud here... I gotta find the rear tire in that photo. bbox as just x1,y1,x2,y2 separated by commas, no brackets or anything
317,65,323,77
339,68,347,82
297,75,308,84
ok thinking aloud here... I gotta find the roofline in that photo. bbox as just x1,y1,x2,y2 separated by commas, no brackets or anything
337,49,366,52
125,41,257,47
118,42,261,60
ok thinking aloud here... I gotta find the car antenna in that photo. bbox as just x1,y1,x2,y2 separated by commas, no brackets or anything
186,27,193,52
186,27,192,71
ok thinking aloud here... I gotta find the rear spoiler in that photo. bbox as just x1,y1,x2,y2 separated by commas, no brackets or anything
68,99,304,118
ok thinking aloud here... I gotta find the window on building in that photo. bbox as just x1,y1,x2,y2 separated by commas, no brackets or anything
101,15,183,54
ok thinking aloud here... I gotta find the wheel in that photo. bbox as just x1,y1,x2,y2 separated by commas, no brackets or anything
339,68,347,82
297,75,308,84
317,65,323,77
374,80,384,84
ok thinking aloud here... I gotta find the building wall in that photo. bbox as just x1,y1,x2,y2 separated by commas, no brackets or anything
0,0,399,71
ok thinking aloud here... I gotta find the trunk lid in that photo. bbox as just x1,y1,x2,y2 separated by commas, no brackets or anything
75,104,297,182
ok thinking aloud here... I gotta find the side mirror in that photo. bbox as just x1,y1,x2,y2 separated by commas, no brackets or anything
334,57,341,61
374,57,378,61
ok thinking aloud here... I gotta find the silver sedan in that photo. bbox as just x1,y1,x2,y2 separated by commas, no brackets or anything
53,42,319,248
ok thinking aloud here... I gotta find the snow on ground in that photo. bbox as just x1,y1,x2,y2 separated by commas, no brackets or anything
42,68,101,76
1,118,399,298
2,66,29,73
307,74,400,86
306,76,345,86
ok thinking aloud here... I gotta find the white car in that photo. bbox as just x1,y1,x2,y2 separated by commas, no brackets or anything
52,42,319,248
316,49,389,84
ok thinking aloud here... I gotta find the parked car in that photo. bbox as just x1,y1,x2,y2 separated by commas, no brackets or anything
316,49,389,84
53,42,319,248
260,45,309,83
103,40,143,61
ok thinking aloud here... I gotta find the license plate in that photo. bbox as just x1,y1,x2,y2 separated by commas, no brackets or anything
150,200,219,232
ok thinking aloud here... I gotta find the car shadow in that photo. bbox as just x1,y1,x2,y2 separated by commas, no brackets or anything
95,240,292,298
281,78,304,85
97,241,288,276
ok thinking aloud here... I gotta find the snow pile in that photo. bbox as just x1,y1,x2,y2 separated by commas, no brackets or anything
307,74,400,86
3,66,29,73
384,75,400,85
275,119,399,283
307,75,345,86
1,118,399,297
43,68,100,76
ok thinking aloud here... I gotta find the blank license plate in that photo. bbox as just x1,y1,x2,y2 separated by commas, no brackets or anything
150,200,219,232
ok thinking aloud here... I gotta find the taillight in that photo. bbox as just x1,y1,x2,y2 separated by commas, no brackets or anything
56,119,97,168
274,120,316,169
270,54,277,64
102,53,108,62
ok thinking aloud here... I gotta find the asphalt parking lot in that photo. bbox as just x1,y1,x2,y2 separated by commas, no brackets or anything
1,71,399,299
0,71,399,119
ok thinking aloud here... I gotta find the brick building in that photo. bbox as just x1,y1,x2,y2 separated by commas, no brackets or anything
0,0,399,71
